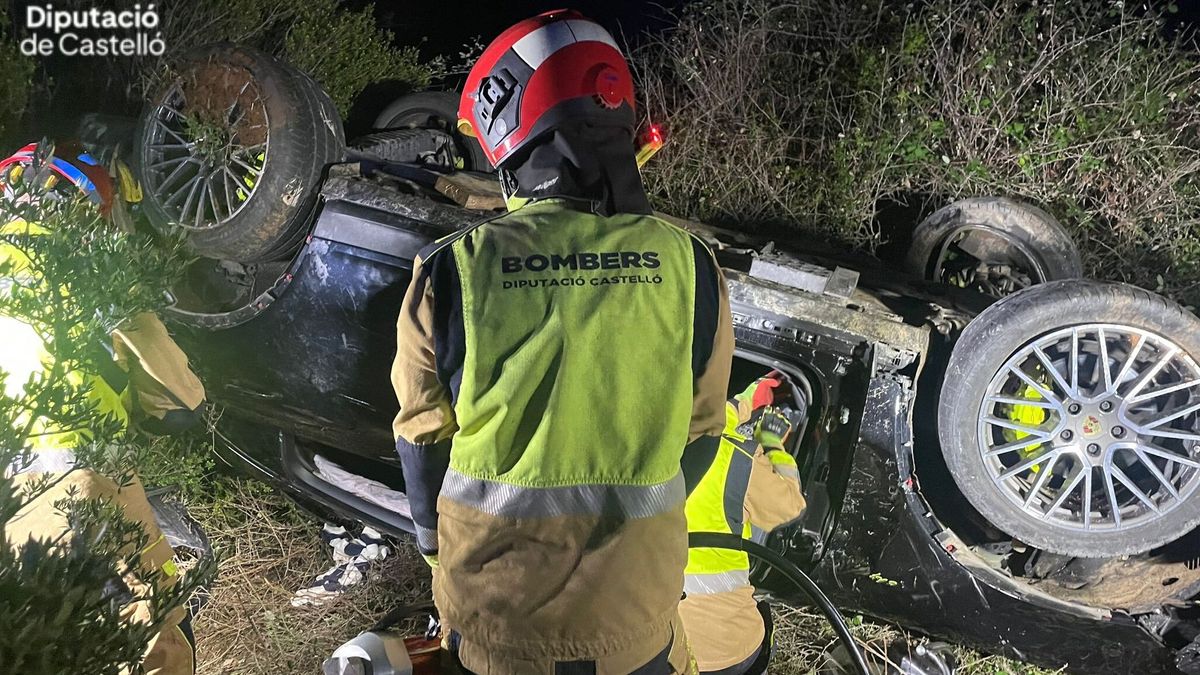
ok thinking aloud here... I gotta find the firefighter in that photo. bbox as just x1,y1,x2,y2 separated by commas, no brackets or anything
680,372,807,674
0,142,207,435
391,9,734,674
1,142,206,674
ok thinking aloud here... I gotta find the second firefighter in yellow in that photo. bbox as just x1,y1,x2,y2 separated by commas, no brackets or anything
681,373,808,674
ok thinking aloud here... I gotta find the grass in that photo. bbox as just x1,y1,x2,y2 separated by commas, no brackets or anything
167,472,1056,675
184,478,433,673
637,0,1200,309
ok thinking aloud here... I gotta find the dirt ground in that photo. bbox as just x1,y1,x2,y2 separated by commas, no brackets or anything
185,478,1057,675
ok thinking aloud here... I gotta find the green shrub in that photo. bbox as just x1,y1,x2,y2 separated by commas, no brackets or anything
284,1,432,116
133,0,435,116
138,428,219,502
638,0,1200,307
0,7,34,144
0,185,214,672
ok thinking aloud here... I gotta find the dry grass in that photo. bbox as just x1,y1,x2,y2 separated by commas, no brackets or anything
183,478,1053,675
636,0,1200,308
187,479,431,674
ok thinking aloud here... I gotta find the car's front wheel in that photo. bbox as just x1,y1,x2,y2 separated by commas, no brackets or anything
939,280,1200,557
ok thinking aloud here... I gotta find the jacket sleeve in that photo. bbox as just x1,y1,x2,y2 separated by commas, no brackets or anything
681,238,735,494
111,312,206,433
392,253,458,558
745,446,806,532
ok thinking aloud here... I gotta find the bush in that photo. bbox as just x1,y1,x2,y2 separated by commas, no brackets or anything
131,0,435,116
0,7,34,145
638,0,1200,307
0,182,214,672
283,1,432,117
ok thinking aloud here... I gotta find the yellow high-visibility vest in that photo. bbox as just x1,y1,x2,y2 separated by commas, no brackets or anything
683,402,756,592
1,219,127,456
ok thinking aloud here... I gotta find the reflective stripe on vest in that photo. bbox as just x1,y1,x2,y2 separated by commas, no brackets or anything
447,201,700,494
683,568,751,595
773,462,800,482
721,437,755,533
442,469,685,519
414,524,438,553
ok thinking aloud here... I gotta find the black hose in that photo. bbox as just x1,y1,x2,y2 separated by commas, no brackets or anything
688,532,871,675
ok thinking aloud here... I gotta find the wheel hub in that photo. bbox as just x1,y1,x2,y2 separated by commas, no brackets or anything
978,324,1200,533
1063,403,1113,467
141,70,269,231
1079,411,1105,439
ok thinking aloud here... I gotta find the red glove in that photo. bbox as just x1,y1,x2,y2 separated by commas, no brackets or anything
749,370,786,410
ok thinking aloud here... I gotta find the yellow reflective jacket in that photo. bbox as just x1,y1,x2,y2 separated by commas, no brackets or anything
1,220,128,454
680,398,806,671
392,198,735,666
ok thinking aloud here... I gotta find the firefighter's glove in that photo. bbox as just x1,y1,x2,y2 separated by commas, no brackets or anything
734,371,788,426
755,406,793,451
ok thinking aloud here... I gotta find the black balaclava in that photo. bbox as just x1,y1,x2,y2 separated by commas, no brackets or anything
501,119,651,217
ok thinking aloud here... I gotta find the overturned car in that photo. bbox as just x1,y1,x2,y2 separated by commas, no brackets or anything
123,45,1200,674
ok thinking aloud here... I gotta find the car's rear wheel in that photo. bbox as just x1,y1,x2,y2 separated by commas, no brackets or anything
906,197,1083,297
940,280,1200,557
136,44,344,262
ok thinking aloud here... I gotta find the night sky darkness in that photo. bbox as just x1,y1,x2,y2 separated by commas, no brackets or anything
372,0,687,63
12,0,1200,138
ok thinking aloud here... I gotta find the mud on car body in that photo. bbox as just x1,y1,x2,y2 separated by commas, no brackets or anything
116,45,1200,674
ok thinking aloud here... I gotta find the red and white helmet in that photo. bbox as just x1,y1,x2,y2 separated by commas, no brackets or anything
458,10,636,169
0,142,115,217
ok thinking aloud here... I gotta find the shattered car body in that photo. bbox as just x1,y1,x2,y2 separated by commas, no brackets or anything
161,159,1200,674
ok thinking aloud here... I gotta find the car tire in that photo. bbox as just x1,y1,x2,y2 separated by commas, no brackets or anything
373,91,491,172
260,60,347,260
905,197,1083,296
940,279,1200,557
135,44,344,262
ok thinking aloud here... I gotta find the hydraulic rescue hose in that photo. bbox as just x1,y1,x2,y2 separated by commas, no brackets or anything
688,532,871,675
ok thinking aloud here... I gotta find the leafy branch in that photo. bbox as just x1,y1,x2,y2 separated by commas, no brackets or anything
0,180,213,673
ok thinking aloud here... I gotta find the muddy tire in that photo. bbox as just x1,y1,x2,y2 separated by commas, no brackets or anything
263,60,346,260
136,44,344,262
940,280,1200,557
906,197,1082,296
373,91,491,172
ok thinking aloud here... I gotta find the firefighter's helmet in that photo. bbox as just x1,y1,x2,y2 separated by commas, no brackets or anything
458,10,636,169
0,142,115,216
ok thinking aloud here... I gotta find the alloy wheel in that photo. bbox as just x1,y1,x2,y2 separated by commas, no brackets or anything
978,324,1200,533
